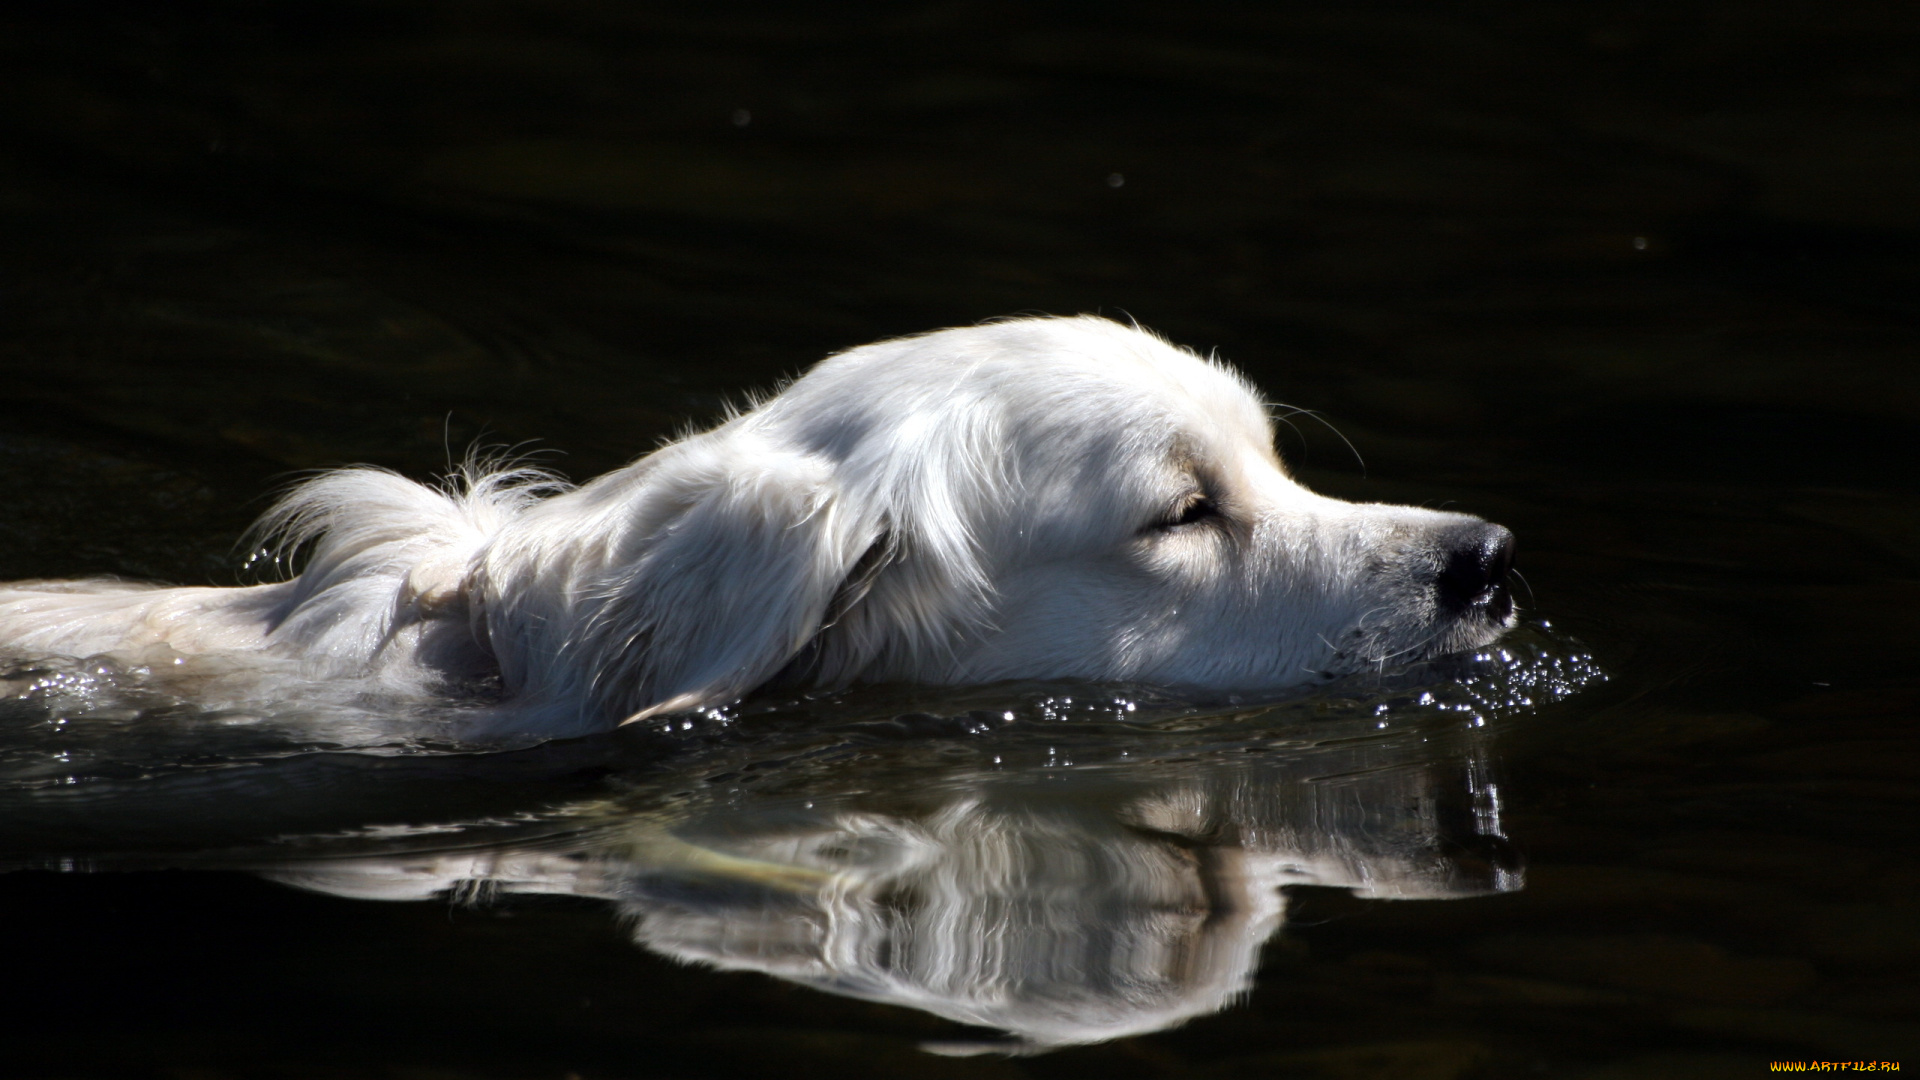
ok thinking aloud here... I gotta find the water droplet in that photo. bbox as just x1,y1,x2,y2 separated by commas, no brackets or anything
1106,172,1125,188
731,108,752,127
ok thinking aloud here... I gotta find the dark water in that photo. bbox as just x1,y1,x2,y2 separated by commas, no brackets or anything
1,3,1916,1077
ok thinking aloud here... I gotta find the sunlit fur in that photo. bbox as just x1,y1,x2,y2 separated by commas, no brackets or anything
0,316,1513,739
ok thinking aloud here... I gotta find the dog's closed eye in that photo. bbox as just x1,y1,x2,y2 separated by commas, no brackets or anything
1156,490,1221,531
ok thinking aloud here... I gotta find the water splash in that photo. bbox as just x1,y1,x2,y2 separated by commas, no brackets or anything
0,620,1603,860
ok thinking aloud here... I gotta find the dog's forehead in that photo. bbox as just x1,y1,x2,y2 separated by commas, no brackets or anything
783,317,1276,459
986,319,1281,475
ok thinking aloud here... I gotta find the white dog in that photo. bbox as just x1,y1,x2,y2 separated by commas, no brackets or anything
0,317,1515,739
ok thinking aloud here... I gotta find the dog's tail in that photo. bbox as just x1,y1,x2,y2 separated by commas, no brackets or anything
249,458,570,663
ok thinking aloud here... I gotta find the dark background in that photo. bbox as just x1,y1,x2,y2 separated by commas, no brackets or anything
0,2,1916,1078
4,2,1914,490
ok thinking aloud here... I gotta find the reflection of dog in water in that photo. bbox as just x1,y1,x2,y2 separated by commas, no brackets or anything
272,751,1520,1049
0,317,1516,739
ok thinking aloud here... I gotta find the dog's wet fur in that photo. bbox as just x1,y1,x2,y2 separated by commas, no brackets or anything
0,317,1516,739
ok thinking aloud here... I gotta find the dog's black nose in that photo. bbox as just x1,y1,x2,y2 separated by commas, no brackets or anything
1436,523,1515,619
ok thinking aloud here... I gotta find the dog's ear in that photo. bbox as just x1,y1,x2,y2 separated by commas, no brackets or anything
558,436,885,725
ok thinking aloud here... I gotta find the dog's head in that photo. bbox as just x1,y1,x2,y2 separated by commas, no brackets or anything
483,316,1516,725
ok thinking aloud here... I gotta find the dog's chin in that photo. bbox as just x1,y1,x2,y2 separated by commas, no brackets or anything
1426,603,1519,662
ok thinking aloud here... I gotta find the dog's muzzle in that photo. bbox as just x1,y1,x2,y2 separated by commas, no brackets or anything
1436,523,1515,624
